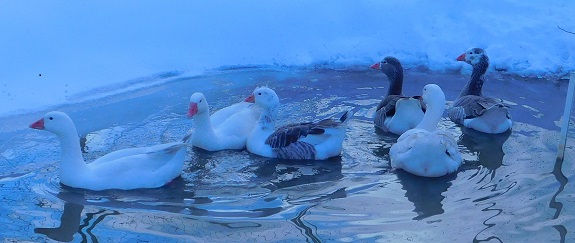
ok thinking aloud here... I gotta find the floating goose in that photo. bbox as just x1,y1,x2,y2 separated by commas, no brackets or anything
187,92,260,151
246,87,352,160
371,57,426,135
29,111,187,190
390,84,462,177
447,47,512,134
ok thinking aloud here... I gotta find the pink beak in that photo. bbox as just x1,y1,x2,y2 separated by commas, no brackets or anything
186,103,198,118
245,94,255,103
370,62,381,70
456,53,466,61
30,118,45,130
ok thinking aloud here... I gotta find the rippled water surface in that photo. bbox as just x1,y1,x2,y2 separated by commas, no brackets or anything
1,68,574,242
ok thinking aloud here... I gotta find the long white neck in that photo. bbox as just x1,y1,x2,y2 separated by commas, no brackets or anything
415,96,445,132
55,128,87,183
192,111,217,140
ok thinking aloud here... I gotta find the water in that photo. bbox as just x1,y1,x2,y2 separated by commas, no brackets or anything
1,68,574,242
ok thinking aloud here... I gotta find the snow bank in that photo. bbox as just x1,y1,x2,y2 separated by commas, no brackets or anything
1,0,573,116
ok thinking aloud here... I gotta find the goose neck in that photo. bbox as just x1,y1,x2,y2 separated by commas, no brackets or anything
258,105,277,130
416,98,445,132
458,58,488,98
386,71,404,96
56,131,87,171
192,112,213,130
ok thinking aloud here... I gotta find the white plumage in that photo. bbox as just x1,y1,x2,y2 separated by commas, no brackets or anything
186,92,261,151
30,111,187,190
390,84,462,177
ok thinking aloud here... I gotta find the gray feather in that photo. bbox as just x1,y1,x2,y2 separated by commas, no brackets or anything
265,110,352,148
449,95,510,125
274,141,316,160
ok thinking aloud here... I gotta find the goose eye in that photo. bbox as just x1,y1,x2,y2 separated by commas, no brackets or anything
258,92,262,95
199,99,202,103
49,117,53,120
382,61,387,64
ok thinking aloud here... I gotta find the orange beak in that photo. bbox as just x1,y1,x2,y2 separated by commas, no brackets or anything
186,103,198,118
30,118,45,130
456,53,466,61
370,62,381,70
245,94,255,103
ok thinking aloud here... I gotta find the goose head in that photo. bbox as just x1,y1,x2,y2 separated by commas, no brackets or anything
371,56,403,82
187,92,210,118
29,111,76,136
456,47,489,67
422,84,446,108
247,87,279,110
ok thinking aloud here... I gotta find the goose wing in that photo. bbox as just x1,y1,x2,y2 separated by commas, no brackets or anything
448,95,509,124
90,142,185,169
265,110,350,148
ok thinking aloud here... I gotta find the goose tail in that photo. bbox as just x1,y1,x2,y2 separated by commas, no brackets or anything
339,109,354,124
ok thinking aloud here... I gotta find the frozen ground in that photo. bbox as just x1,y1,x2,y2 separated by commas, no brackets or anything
1,1,574,116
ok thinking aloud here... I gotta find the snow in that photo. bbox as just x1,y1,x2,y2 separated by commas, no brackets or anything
1,0,574,117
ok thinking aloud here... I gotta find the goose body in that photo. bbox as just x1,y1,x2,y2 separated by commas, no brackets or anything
29,111,187,191
371,57,426,135
390,84,462,177
246,87,351,160
447,48,512,134
210,101,253,128
187,92,261,151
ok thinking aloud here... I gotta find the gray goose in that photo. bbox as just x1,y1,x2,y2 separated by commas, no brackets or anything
371,57,426,135
447,48,512,134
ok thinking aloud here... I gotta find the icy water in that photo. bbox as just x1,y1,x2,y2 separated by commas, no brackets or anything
1,68,574,242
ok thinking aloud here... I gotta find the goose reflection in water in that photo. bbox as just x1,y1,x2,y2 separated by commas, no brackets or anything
34,198,83,242
34,191,120,242
34,177,195,241
396,170,458,220
252,157,344,190
458,127,511,180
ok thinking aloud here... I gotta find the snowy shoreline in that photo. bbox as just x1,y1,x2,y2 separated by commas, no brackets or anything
0,65,568,121
1,1,574,116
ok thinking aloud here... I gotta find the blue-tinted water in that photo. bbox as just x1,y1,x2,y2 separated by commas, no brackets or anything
1,68,574,242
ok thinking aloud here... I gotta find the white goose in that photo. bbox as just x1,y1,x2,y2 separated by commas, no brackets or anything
371,57,426,135
447,47,512,134
29,111,187,191
246,87,352,160
390,84,462,177
186,92,260,151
